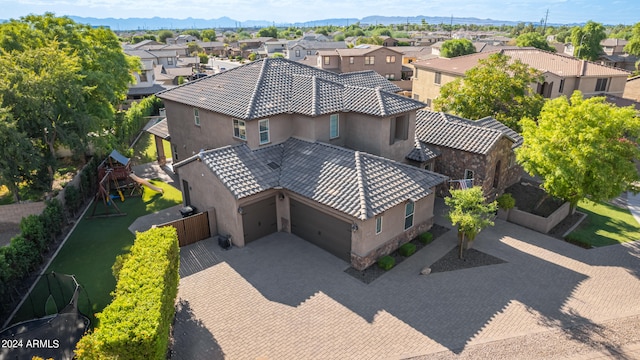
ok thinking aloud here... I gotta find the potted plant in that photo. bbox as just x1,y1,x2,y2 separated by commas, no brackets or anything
496,193,516,220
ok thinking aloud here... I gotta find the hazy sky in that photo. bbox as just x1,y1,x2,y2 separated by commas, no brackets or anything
2,0,638,25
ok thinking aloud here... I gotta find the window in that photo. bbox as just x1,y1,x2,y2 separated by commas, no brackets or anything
167,57,174,65
376,216,383,234
390,115,409,144
425,98,432,108
404,201,414,230
349,56,355,64
233,119,246,140
330,114,339,139
193,108,200,126
559,79,565,93
413,94,420,101
307,50,313,55
424,162,433,171
386,55,396,63
172,144,179,161
464,169,474,182
295,49,300,57
385,74,395,80
365,56,375,65
434,72,442,85
259,119,269,144
595,78,608,92
139,72,148,82
324,56,330,65
493,161,501,188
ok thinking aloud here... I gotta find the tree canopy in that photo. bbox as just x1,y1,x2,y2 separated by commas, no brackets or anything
201,29,217,41
257,26,278,38
571,21,606,60
517,91,640,209
445,187,497,259
158,30,174,43
433,53,545,132
0,13,135,190
516,32,556,52
440,39,476,58
624,22,640,67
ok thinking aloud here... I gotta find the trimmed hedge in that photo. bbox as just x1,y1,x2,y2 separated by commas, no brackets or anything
419,232,433,244
377,255,395,271
496,193,516,210
75,226,179,360
398,243,416,257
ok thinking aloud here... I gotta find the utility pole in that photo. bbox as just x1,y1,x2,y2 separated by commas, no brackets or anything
542,9,549,34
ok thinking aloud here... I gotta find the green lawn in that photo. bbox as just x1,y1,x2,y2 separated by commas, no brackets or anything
567,200,640,247
132,133,172,164
12,179,182,326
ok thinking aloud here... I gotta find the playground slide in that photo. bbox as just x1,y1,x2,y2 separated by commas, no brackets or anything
129,174,164,194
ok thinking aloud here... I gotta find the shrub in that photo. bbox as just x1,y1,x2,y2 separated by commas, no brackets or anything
398,243,416,257
377,255,395,271
75,227,179,360
20,214,47,251
41,199,65,237
497,193,516,210
419,232,434,244
64,184,82,215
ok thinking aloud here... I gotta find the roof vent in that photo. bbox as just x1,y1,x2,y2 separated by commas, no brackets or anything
267,161,280,169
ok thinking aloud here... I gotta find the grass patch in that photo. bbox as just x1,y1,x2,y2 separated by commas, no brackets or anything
567,200,640,247
132,133,172,164
11,180,182,326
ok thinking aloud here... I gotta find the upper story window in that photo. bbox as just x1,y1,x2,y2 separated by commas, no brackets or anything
307,50,313,55
559,79,565,93
330,114,339,139
425,98,432,108
365,56,375,65
595,78,608,92
404,201,414,230
376,216,383,234
193,108,200,126
349,56,355,64
233,119,246,140
139,72,148,82
259,119,270,144
390,114,409,144
386,55,396,63
324,56,331,65
295,50,300,57
434,72,442,85
385,74,395,80
464,169,475,183
413,94,419,101
167,57,174,65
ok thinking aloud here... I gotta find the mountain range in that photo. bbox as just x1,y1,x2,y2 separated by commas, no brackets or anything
1,15,579,31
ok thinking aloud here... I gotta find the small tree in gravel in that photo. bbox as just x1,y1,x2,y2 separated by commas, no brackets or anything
445,186,497,259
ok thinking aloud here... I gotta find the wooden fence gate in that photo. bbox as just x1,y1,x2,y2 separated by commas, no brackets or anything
158,211,210,247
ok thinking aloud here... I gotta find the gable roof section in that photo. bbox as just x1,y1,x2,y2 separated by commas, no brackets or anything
180,138,446,220
415,110,515,155
412,48,630,78
156,58,420,120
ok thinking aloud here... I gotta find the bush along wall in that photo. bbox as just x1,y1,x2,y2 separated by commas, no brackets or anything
74,226,179,360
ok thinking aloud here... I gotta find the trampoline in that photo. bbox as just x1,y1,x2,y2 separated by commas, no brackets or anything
0,273,90,360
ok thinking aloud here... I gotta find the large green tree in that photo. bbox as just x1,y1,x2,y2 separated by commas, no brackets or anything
201,29,217,42
434,52,545,132
517,91,640,209
0,13,134,189
624,22,640,71
440,39,476,58
257,26,278,38
445,187,497,259
516,32,556,52
571,21,606,60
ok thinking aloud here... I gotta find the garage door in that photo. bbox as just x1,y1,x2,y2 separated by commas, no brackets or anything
242,197,277,244
290,199,352,262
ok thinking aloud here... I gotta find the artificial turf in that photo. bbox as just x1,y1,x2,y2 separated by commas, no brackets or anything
12,179,182,326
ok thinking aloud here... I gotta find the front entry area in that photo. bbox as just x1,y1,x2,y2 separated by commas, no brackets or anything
290,199,352,262
242,197,277,244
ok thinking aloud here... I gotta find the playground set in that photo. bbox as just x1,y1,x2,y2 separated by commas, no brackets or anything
89,150,163,218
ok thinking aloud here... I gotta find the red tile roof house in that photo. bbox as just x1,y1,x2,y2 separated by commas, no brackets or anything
157,58,446,270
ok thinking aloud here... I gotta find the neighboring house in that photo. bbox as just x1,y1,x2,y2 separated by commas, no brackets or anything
410,110,523,199
167,34,198,45
286,40,347,61
127,39,163,49
124,50,169,100
623,75,640,102
197,41,226,56
598,38,637,72
412,48,630,108
263,39,288,56
382,37,399,47
156,58,446,270
315,45,404,81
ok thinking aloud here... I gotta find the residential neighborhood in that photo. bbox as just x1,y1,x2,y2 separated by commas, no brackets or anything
2,9,640,360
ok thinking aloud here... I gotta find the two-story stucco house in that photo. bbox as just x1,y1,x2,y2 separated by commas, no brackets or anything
314,45,404,81
156,58,446,270
285,40,347,61
412,48,631,109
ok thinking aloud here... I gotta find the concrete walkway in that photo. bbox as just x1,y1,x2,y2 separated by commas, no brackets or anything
171,199,640,359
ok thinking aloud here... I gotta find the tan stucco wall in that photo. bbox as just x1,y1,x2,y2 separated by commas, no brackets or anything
344,112,414,163
623,78,640,102
340,48,403,80
411,67,459,107
576,76,628,97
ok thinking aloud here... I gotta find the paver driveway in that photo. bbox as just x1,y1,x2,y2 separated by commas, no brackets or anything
171,209,640,359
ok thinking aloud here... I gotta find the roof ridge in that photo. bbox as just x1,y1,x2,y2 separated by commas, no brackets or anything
375,88,388,117
311,75,318,116
354,151,369,220
245,58,269,119
440,112,504,136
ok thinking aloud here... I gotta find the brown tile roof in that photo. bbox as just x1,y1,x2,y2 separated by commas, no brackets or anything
413,48,630,78
179,137,446,219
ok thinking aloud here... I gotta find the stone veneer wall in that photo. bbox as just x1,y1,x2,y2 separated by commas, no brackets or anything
350,218,433,270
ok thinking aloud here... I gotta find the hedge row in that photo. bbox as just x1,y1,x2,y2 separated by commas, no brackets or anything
75,226,180,360
0,199,64,306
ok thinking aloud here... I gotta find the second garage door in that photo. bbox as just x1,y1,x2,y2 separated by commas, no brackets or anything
290,199,352,262
242,197,277,244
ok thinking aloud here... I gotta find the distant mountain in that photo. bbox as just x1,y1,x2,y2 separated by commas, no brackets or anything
0,15,575,30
